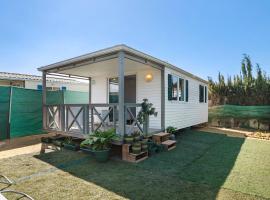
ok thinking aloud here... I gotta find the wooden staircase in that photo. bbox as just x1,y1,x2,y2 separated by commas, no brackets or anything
152,132,176,151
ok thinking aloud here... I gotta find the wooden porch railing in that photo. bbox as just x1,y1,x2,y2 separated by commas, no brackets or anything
44,103,144,135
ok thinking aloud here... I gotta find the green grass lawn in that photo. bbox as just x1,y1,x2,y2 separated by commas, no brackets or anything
0,130,269,200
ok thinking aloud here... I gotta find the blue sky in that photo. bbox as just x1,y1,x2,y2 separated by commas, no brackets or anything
0,0,269,80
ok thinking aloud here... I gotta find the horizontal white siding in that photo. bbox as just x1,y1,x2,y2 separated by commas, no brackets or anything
136,69,161,129
91,76,107,103
164,67,208,129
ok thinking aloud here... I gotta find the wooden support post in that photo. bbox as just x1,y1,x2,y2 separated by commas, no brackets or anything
42,72,47,129
118,51,125,136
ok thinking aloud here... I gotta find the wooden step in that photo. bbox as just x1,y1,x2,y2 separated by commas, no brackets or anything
152,132,171,144
161,140,176,151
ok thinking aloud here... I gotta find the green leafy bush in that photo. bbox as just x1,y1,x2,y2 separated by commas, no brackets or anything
80,128,116,151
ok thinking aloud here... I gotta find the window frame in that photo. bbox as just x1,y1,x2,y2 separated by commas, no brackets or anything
168,73,186,102
199,84,205,103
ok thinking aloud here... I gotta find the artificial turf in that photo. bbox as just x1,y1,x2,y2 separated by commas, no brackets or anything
0,130,269,200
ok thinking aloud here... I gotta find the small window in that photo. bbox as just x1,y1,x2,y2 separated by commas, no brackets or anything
171,75,178,100
179,78,184,101
199,85,204,102
109,77,119,103
204,86,207,103
37,84,43,90
61,86,67,91
185,80,189,102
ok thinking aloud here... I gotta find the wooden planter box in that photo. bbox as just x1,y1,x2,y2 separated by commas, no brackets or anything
122,144,148,163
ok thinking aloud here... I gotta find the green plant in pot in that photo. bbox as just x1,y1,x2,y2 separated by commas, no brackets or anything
63,137,80,151
132,142,141,154
111,134,124,145
166,126,177,134
52,138,64,147
132,131,141,141
124,134,134,144
80,128,115,162
166,126,177,140
137,99,158,136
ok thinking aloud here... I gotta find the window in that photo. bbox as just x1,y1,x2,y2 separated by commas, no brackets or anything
37,84,42,90
179,78,184,101
168,74,186,101
61,86,67,91
171,75,178,100
109,77,119,103
199,85,204,102
205,86,207,103
185,80,189,102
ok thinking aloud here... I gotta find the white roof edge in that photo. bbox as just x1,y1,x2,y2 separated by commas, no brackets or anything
38,44,208,84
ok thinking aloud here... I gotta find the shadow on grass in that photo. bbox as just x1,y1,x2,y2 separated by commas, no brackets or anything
34,130,246,200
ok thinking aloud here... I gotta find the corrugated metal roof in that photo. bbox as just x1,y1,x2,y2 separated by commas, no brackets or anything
0,72,86,83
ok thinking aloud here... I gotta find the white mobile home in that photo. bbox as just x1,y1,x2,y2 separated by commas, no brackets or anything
38,45,208,136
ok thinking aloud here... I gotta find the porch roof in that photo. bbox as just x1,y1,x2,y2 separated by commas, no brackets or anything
38,44,208,84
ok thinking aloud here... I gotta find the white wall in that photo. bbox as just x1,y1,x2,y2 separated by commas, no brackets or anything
136,69,161,129
24,80,89,92
164,67,208,129
91,68,162,129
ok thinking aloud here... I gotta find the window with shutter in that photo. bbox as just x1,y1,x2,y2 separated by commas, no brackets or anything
204,86,207,103
199,85,204,102
168,74,172,100
179,78,184,101
185,80,189,102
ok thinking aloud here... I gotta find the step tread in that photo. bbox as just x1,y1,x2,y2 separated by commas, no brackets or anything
162,140,176,145
153,132,170,137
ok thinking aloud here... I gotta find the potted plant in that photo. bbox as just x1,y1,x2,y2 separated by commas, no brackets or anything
111,134,124,145
166,126,177,140
80,128,115,162
132,131,141,141
52,138,64,147
124,134,134,144
141,143,148,152
137,99,158,136
63,137,80,151
141,137,148,152
132,142,141,154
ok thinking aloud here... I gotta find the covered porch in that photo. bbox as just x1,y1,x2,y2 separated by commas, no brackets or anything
39,45,165,136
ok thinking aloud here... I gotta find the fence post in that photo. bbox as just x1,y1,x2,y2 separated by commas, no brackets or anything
7,86,13,139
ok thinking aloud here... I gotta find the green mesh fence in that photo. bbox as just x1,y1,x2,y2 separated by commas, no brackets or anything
0,87,11,139
64,91,89,104
10,87,43,138
0,87,88,139
209,105,270,121
46,91,64,105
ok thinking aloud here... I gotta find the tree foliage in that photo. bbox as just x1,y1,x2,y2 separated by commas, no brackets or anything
208,55,270,106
